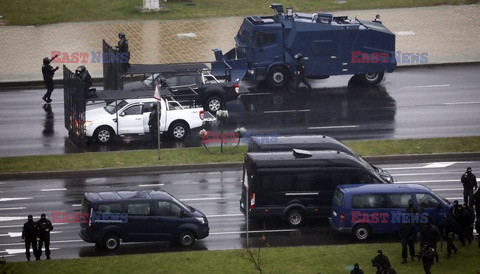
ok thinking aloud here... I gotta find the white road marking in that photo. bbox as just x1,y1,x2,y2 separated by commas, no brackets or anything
423,162,456,168
210,229,297,235
0,231,62,237
0,197,32,202
263,109,310,114
72,204,82,207
207,214,243,218
0,223,69,229
0,239,83,247
41,188,67,192
308,125,359,130
0,217,26,222
396,179,458,184
180,197,226,201
444,101,480,105
404,84,450,89
0,207,26,211
138,183,165,187
177,33,196,38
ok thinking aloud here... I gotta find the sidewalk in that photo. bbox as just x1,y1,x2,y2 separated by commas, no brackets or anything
0,4,479,83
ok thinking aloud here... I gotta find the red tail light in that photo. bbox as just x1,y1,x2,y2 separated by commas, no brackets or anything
340,213,345,222
234,83,240,94
199,110,204,120
250,193,256,209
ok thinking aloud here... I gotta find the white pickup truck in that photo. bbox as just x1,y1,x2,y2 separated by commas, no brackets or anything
85,97,211,143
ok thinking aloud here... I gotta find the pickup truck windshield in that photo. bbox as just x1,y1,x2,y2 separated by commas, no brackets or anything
143,73,161,87
104,100,128,114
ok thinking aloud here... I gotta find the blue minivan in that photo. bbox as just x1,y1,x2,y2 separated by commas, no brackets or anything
79,190,209,250
330,184,451,240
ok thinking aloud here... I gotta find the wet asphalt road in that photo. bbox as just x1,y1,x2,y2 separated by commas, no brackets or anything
1,159,478,262
0,64,479,157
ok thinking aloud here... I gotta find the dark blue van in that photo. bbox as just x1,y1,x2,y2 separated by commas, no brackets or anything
330,184,451,240
79,190,209,250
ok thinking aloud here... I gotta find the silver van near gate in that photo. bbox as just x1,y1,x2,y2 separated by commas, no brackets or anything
79,190,209,250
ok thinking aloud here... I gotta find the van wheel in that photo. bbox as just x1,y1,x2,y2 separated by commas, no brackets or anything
358,72,384,86
103,234,120,250
286,210,304,227
178,230,196,247
353,224,371,241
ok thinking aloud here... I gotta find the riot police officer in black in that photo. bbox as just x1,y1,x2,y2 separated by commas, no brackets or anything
37,213,53,260
116,32,130,71
419,222,440,263
439,213,458,258
42,55,59,103
400,200,417,263
417,241,438,274
293,53,312,91
21,215,39,261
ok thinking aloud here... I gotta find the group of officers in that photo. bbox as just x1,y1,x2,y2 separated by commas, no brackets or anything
21,214,54,261
351,167,479,274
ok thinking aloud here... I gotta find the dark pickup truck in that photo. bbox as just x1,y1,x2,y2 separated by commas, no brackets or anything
123,69,249,113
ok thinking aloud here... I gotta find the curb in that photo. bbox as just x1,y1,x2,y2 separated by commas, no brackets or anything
1,62,480,90
1,152,479,180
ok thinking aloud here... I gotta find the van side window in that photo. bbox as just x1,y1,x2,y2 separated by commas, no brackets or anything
260,172,321,191
158,201,182,217
127,203,151,216
352,194,385,208
385,194,411,208
98,203,122,213
416,194,440,209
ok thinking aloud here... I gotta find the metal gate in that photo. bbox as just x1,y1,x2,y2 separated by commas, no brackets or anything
103,39,123,90
63,65,87,146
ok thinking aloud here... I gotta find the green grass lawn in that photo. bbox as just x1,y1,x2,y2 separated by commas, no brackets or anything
0,136,479,174
5,242,480,273
0,0,478,25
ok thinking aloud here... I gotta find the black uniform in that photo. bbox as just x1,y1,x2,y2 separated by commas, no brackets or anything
42,56,59,103
417,243,438,274
294,54,312,91
350,263,364,274
21,215,39,261
37,214,53,259
116,32,130,71
461,167,477,207
148,104,159,141
371,250,392,274
419,223,440,263
75,66,94,98
400,202,417,263
438,213,458,257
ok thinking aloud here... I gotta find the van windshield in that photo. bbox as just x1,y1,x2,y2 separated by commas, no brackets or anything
171,196,194,212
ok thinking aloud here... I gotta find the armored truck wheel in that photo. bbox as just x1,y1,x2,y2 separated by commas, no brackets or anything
358,72,384,86
267,67,290,88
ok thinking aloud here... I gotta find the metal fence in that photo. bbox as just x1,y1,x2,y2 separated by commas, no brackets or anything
102,39,123,90
63,65,87,146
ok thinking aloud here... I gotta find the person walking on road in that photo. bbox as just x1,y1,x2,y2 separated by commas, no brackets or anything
21,215,39,261
461,167,477,207
293,53,312,91
42,54,59,103
37,213,53,260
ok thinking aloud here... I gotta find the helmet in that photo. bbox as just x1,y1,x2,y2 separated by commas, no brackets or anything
118,32,126,39
43,57,50,64
294,53,303,59
75,65,86,75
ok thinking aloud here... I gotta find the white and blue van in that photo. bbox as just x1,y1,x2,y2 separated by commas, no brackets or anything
330,184,451,240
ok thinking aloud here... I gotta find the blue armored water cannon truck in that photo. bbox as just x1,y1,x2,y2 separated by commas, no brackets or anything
211,3,397,88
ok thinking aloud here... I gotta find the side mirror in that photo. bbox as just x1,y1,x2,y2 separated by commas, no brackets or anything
119,112,126,117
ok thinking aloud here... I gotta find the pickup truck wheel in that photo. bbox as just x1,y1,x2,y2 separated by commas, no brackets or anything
94,126,114,144
205,96,223,113
169,122,188,140
267,67,289,88
358,72,384,86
